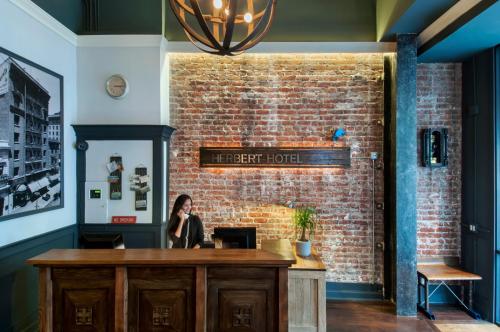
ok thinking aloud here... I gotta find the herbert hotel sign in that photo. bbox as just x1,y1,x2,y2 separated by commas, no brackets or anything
200,147,351,168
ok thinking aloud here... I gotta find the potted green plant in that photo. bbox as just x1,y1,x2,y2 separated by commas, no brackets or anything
293,207,317,257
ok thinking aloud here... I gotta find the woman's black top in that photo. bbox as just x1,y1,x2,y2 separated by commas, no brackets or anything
170,215,204,248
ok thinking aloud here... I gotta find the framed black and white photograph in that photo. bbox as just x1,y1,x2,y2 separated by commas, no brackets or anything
0,47,64,221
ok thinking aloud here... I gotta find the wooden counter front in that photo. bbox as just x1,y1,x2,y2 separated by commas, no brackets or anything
27,249,295,332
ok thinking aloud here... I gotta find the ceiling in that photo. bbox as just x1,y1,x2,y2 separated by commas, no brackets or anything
165,0,377,42
418,1,500,62
30,0,500,62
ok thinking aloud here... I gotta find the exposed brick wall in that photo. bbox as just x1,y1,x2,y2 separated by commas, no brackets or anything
416,63,462,258
169,54,385,283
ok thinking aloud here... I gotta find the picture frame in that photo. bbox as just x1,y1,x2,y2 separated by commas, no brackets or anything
0,47,64,221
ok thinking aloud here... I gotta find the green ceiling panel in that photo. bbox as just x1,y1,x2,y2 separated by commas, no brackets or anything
164,0,377,42
96,0,162,34
32,0,83,33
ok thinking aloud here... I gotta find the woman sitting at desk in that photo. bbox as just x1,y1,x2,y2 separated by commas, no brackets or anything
168,194,204,249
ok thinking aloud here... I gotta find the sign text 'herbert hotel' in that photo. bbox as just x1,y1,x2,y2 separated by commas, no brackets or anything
200,147,351,168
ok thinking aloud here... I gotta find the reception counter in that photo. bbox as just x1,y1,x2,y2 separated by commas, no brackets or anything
27,248,295,332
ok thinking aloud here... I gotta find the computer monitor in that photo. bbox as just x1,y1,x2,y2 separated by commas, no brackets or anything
213,227,257,249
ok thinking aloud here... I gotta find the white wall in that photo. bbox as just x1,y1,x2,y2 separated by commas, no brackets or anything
77,35,168,125
0,0,77,247
85,140,153,223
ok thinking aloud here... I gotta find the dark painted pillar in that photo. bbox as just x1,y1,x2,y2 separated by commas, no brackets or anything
384,34,418,316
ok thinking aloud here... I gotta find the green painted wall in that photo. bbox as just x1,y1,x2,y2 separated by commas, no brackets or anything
97,0,162,34
32,0,162,34
165,0,377,42
32,0,83,33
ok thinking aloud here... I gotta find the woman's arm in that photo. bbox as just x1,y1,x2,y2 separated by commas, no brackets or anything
173,218,185,239
172,210,186,239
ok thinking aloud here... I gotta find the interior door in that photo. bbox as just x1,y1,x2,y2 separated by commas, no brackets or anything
462,48,497,322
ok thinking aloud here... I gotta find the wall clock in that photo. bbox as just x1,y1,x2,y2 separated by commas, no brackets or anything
106,74,129,99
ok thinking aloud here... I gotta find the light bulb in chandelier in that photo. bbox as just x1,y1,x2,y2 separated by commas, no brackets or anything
169,0,277,56
244,12,253,23
213,0,223,9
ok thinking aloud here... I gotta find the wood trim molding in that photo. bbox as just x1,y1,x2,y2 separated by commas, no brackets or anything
8,0,78,46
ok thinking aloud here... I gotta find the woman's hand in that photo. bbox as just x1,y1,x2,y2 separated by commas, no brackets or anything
174,210,186,239
177,209,186,221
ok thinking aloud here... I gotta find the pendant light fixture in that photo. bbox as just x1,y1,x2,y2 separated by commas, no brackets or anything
169,0,277,56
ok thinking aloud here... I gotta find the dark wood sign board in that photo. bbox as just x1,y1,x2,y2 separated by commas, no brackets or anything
200,147,351,168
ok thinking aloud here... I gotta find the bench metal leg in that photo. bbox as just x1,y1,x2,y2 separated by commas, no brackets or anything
417,273,435,320
417,277,481,320
440,281,481,320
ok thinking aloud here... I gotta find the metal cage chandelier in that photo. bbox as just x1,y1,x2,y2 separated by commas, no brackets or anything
169,0,277,56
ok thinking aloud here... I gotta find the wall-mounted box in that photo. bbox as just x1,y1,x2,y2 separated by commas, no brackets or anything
84,181,108,223
422,128,448,168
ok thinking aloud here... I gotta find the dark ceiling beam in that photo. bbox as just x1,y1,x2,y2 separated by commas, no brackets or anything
417,0,498,56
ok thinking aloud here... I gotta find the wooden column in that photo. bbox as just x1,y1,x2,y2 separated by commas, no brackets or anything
115,266,127,332
278,267,288,332
195,266,206,332
38,267,52,332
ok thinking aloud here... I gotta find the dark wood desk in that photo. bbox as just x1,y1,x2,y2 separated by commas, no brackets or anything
27,249,295,332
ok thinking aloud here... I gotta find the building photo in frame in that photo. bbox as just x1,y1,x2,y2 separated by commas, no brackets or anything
0,47,63,221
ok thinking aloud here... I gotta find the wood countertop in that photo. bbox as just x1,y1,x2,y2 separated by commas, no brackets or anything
26,248,296,267
261,239,326,271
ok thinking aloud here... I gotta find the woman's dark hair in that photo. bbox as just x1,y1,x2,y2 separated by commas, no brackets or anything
168,194,193,235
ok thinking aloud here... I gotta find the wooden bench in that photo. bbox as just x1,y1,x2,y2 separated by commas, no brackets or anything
417,258,482,320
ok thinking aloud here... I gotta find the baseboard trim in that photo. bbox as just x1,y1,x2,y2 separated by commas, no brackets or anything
326,282,384,301
326,281,461,304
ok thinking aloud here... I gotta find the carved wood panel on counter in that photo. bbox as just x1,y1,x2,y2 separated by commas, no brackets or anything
52,268,115,331
207,267,278,332
127,267,195,332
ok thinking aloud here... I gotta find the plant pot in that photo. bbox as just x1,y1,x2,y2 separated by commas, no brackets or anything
295,240,311,257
